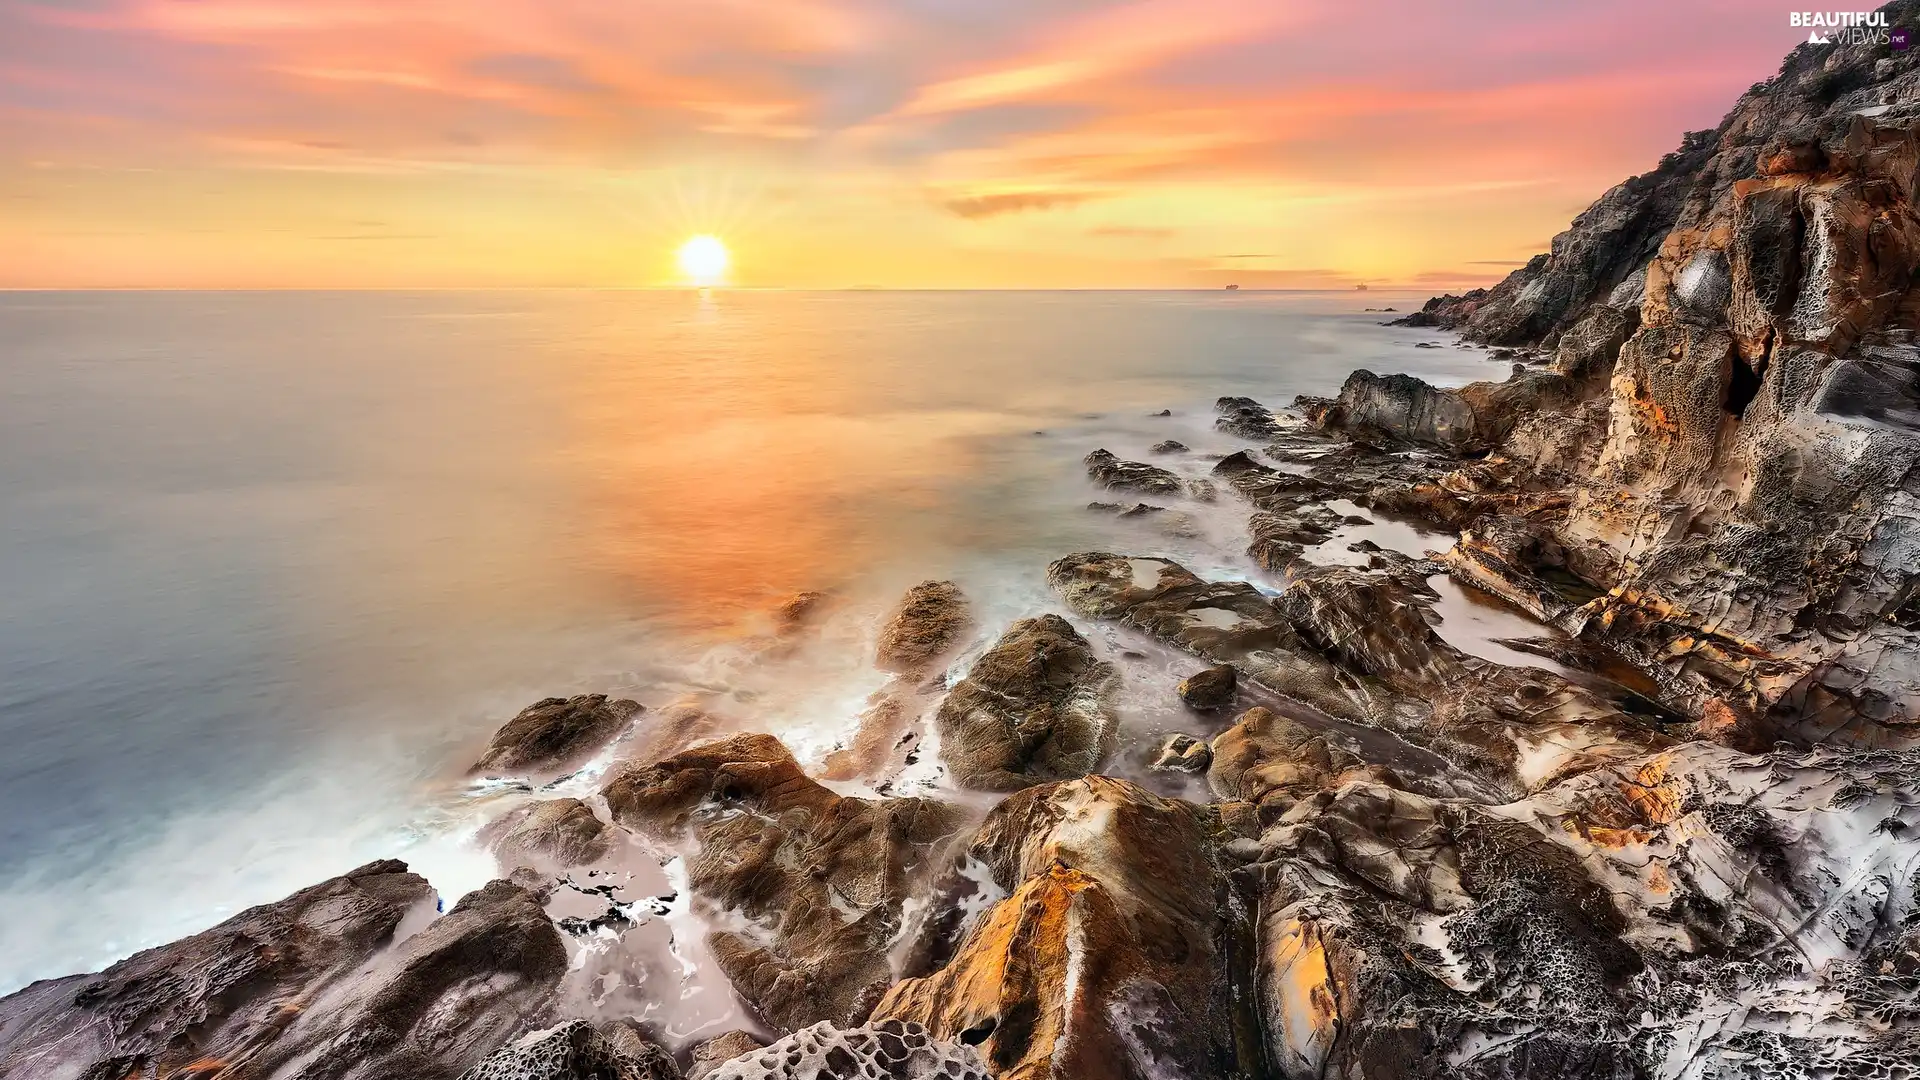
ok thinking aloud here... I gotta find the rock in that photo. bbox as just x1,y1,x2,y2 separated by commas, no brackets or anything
872,777,1262,1080
473,694,644,780
825,581,971,780
1177,663,1238,710
1045,551,1378,725
874,580,970,677
1207,706,1369,819
1310,368,1576,453
1215,396,1282,440
932,614,1119,791
772,591,829,635
601,734,964,1032
700,1020,987,1080
0,862,567,1080
1150,732,1212,773
1083,448,1183,496
1150,409,1173,417
1149,439,1188,454
479,798,616,870
686,1031,766,1080
458,1018,678,1080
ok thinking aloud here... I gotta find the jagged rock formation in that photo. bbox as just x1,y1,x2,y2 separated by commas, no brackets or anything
700,1020,988,1080
931,614,1120,791
872,777,1262,1080
601,734,964,1032
1083,448,1184,495
0,862,565,1080
473,694,645,781
458,1019,678,1080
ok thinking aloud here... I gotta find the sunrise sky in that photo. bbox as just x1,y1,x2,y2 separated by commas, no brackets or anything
1,1,1813,289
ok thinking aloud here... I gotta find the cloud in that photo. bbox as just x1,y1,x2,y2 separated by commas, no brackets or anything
940,189,1099,219
1089,225,1172,240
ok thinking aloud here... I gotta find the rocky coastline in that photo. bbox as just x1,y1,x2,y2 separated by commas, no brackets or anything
8,11,1920,1080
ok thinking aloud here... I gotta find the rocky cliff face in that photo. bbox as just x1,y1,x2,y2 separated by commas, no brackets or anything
1340,7,1920,747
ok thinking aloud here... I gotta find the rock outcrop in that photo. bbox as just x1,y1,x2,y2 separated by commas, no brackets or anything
473,694,645,781
0,862,566,1080
872,777,1262,1080
480,798,617,870
601,734,964,1032
825,581,973,780
700,1020,988,1080
458,1019,679,1080
931,614,1119,791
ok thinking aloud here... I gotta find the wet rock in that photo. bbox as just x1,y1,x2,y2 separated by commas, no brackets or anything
874,580,970,677
457,1018,678,1080
772,591,829,636
1151,732,1213,773
601,734,964,1032
700,1020,987,1080
473,694,644,781
1046,551,1380,725
825,581,971,781
479,797,616,870
1243,742,1920,1078
0,862,567,1080
1207,706,1369,818
872,777,1261,1080
1177,663,1238,710
1083,448,1183,496
1150,439,1188,454
1215,395,1282,440
1311,368,1575,453
932,614,1119,791
686,1032,766,1080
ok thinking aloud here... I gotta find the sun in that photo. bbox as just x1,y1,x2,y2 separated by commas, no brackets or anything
677,234,730,285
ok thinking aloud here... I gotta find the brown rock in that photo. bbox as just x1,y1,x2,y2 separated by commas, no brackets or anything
932,614,1118,791
601,734,964,1032
473,694,643,780
871,777,1260,1080
478,797,616,870
875,580,971,677
686,1030,766,1080
1177,663,1238,710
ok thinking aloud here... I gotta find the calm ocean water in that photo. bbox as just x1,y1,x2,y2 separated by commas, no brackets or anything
0,289,1502,994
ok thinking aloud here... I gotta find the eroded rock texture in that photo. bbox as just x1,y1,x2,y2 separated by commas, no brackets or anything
872,777,1262,1080
473,694,645,781
457,1019,678,1080
700,1020,988,1080
932,614,1119,791
0,862,566,1080
825,580,973,780
601,734,965,1032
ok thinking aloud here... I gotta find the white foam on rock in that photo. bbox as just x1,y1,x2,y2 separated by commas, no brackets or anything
704,1020,989,1080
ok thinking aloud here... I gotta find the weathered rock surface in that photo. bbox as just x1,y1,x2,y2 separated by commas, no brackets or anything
872,777,1262,1080
1152,732,1213,773
873,581,970,677
457,1018,678,1080
1083,448,1185,496
479,798,616,870
700,1020,987,1080
1150,439,1188,454
931,614,1119,791
1308,368,1577,454
824,581,971,780
601,734,964,1032
0,862,566,1080
473,694,644,780
1216,396,1283,440
686,1032,765,1080
1177,663,1238,711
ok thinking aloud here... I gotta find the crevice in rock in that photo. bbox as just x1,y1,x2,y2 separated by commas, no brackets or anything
1725,352,1763,418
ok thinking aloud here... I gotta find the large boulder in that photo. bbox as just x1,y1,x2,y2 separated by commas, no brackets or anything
472,694,644,780
931,614,1119,791
872,777,1262,1080
601,734,964,1032
0,863,567,1080
1311,369,1576,453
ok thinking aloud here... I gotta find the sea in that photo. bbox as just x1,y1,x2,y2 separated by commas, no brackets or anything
0,288,1518,999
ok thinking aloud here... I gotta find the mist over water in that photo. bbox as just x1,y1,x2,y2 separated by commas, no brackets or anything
0,288,1502,997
